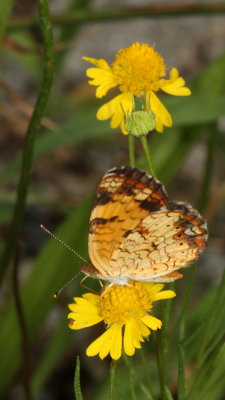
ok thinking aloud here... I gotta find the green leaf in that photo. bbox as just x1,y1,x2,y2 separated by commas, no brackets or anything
0,197,91,396
31,316,73,395
74,356,83,400
164,386,174,400
164,95,225,126
192,51,225,95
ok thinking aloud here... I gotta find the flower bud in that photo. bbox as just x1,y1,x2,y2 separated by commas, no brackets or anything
125,110,156,137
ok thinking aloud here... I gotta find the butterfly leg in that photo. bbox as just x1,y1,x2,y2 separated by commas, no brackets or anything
80,275,99,294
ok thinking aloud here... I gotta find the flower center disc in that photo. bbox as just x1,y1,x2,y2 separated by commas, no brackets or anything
100,282,152,325
112,43,166,96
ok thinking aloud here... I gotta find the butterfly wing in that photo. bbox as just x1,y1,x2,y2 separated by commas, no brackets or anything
86,166,208,282
110,203,208,281
87,166,170,278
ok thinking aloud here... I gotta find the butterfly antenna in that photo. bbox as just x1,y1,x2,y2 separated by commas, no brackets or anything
53,271,83,298
40,224,88,297
40,224,88,264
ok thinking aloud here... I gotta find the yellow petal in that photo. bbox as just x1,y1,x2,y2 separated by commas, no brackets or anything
83,56,117,98
97,92,132,134
85,67,117,98
86,324,122,360
83,293,100,306
143,282,165,294
142,315,162,330
124,319,150,356
68,313,103,329
83,56,111,71
143,283,176,302
68,299,95,313
161,68,191,96
149,91,172,132
151,290,176,301
68,294,103,329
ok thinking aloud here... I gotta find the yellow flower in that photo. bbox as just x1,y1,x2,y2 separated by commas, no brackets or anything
68,281,175,360
83,42,191,134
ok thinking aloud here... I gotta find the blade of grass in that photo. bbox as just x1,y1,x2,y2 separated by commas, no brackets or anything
177,344,186,400
164,386,174,400
123,355,137,400
193,269,225,370
139,349,155,400
74,356,83,400
188,343,225,400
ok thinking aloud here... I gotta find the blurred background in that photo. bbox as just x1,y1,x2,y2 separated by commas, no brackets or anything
1,0,225,399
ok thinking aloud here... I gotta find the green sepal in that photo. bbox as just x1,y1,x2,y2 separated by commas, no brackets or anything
125,110,156,137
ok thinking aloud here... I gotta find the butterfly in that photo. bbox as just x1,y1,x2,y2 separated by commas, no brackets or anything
81,166,208,285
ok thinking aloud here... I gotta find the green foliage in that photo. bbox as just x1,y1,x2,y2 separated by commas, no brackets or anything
1,2,225,400
74,356,83,400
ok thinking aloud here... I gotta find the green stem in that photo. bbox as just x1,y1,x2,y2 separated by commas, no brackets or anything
128,134,135,167
0,0,54,286
140,135,155,176
110,360,117,400
7,4,225,31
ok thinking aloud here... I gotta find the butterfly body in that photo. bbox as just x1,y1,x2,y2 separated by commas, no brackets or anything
81,167,208,284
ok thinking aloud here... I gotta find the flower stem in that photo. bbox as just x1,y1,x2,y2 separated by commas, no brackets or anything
140,135,155,176
0,0,54,286
110,360,118,400
128,134,135,167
